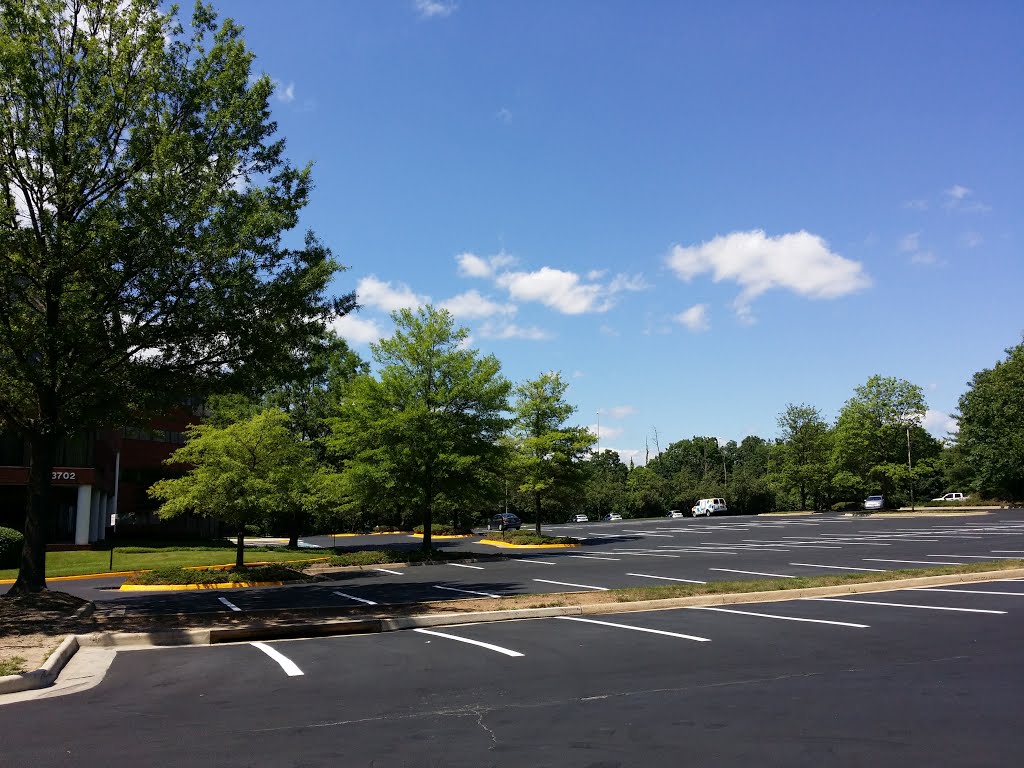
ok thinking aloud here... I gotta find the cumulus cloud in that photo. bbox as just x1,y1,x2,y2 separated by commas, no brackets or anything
273,80,296,103
589,423,624,441
944,185,991,213
357,276,428,312
479,321,551,341
331,314,384,345
923,409,959,437
440,290,516,319
666,229,870,320
495,267,645,315
946,185,971,202
675,303,710,333
456,251,516,279
414,0,456,18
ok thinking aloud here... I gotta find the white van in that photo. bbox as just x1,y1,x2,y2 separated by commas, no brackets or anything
691,498,728,517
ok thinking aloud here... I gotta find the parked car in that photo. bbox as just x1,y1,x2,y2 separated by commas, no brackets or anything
932,492,966,502
863,495,886,511
568,514,590,523
602,513,623,521
667,510,685,518
489,512,521,531
691,498,728,517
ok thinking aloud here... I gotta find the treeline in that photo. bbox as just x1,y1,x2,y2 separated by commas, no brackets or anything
151,315,1024,553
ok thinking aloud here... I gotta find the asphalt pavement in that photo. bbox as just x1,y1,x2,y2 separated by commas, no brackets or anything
2,575,1022,766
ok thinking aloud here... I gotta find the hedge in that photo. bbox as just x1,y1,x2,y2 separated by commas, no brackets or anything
0,526,24,568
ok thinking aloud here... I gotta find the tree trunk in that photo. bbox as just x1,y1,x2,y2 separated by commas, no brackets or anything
534,490,542,535
799,483,807,511
236,527,245,569
288,508,300,549
9,434,57,595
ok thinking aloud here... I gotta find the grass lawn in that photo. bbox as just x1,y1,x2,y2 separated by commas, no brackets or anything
0,546,328,580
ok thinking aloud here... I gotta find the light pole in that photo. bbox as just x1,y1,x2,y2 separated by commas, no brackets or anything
906,426,915,512
596,410,601,456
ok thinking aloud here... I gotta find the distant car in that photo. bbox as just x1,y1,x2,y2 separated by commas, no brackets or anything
569,514,589,523
489,512,521,531
932,492,966,502
692,498,728,517
863,495,886,511
668,510,685,518
602,513,623,521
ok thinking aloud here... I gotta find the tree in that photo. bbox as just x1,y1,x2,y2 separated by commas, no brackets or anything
0,0,352,593
956,339,1024,499
511,372,595,534
329,307,510,550
771,403,832,510
624,465,670,517
149,409,313,568
584,449,629,518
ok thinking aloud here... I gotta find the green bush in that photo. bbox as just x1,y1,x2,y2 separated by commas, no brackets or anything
492,530,577,545
124,565,309,586
0,526,24,568
412,524,473,536
327,548,483,567
830,501,862,512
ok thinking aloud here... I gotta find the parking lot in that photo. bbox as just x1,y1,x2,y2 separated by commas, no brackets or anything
3,572,1022,766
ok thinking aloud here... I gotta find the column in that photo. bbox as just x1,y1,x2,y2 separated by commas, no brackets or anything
74,484,93,545
91,491,104,542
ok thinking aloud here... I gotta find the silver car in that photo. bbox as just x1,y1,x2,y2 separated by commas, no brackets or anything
863,495,885,511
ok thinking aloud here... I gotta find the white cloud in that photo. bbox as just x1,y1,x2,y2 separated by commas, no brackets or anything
605,405,636,419
675,303,710,333
599,324,620,337
899,232,921,253
589,423,624,440
961,231,984,248
572,370,585,378
666,229,870,320
331,314,384,345
945,184,971,202
273,80,295,104
479,322,550,341
910,251,938,266
456,251,515,279
414,0,456,18
923,409,959,437
440,290,516,319
495,267,645,315
903,199,929,211
944,185,991,213
586,269,608,281
608,273,648,293
356,276,428,312
496,107,512,124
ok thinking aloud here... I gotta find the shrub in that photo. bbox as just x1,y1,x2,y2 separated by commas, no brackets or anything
326,548,483,567
493,530,577,546
124,565,309,586
0,526,24,568
830,501,862,512
412,524,473,536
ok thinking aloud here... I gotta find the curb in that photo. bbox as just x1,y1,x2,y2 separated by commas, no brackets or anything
75,566,1024,648
118,580,284,592
477,539,579,549
0,635,79,695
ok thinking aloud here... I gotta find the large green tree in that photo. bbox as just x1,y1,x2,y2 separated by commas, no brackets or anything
149,409,314,568
329,307,510,550
956,339,1024,499
511,372,595,533
0,0,352,592
771,403,832,510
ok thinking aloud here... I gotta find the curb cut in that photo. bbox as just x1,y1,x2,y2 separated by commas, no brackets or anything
0,635,79,695
75,566,1024,649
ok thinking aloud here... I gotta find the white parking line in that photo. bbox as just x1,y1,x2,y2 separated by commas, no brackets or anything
218,597,242,612
554,616,710,642
790,563,888,572
333,590,378,606
413,628,524,657
449,562,485,570
991,550,1024,554
627,573,707,584
689,606,869,628
608,551,680,558
567,555,621,561
434,585,502,598
863,559,965,565
251,642,304,676
533,578,609,591
803,597,1007,614
909,588,1024,596
621,531,674,537
512,558,557,565
709,568,795,579
925,554,1022,560
373,568,404,575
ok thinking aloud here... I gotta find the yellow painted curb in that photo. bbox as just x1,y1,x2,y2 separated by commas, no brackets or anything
0,569,144,585
119,580,284,591
408,534,474,539
0,557,327,585
331,531,409,536
477,539,579,549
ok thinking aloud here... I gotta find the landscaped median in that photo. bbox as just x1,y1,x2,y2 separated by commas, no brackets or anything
322,548,499,568
119,565,313,590
477,530,579,548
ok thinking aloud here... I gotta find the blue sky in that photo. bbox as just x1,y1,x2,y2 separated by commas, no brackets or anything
216,0,1022,464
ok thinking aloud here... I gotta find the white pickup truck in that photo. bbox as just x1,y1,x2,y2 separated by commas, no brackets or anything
932,492,966,502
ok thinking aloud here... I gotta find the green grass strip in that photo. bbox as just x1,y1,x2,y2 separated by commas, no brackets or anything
0,657,27,676
123,565,311,586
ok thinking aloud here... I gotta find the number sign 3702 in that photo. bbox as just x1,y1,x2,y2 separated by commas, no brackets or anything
51,470,77,481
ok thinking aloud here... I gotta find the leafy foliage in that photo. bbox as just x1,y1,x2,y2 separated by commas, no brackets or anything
0,527,24,568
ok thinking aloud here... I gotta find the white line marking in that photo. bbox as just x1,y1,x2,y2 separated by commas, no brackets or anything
218,597,241,612
620,531,674,537
925,554,1023,560
332,590,378,606
689,606,869,628
567,555,621,561
789,563,888,572
413,628,524,657
863,559,965,565
533,578,609,591
709,568,795,579
554,615,710,642
992,550,1024,553
512,558,556,565
909,588,1024,597
251,642,304,676
627,573,707,584
373,568,404,575
607,551,680,558
803,597,1007,614
448,562,485,570
433,585,502,599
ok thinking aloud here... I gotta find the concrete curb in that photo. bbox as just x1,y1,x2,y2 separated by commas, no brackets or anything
0,635,79,694
477,539,579,549
118,580,284,592
75,566,1024,648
